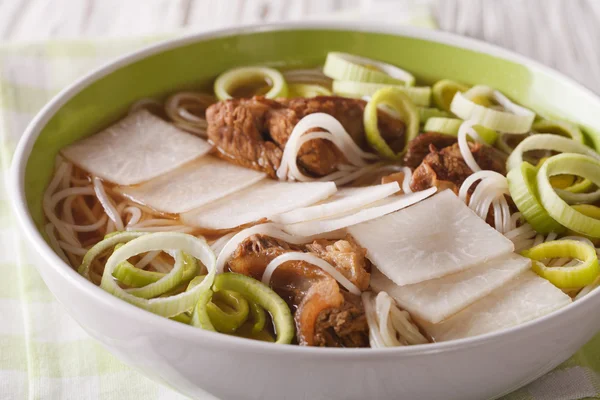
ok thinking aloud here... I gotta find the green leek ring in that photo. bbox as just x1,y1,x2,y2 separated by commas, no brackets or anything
522,240,599,288
537,153,600,238
364,87,419,159
212,273,294,344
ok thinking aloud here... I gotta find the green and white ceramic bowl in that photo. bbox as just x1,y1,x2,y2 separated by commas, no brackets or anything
10,23,600,400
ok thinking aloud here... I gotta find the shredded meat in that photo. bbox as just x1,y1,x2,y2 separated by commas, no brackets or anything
226,233,370,347
410,142,507,193
312,291,369,347
206,96,405,178
305,236,371,291
295,279,344,346
403,132,458,169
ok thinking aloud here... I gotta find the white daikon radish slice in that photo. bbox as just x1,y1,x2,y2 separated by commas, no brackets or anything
181,180,337,230
371,253,531,324
347,190,514,286
61,110,212,185
418,270,571,342
117,157,266,214
271,182,401,225
282,187,436,237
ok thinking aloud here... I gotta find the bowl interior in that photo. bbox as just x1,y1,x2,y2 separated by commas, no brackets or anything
24,27,600,236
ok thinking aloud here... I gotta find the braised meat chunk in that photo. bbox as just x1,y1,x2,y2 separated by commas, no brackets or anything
206,96,405,178
313,291,369,347
205,97,284,176
410,142,506,193
402,132,458,169
226,233,371,347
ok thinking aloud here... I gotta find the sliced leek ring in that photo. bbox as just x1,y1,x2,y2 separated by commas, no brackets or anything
564,177,595,194
364,87,419,159
323,52,415,86
506,134,600,172
213,273,294,344
111,241,199,290
419,107,451,124
450,85,535,133
533,119,584,143
536,157,599,203
566,205,600,243
100,232,216,318
522,240,599,288
248,301,267,334
126,251,198,299
214,66,288,100
332,81,431,106
78,231,147,280
287,83,331,98
432,79,469,112
537,153,600,238
112,261,164,288
206,290,250,334
507,162,564,234
191,288,216,331
555,187,600,205
423,117,498,145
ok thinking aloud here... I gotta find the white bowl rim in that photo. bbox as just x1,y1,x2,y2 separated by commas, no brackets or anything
9,21,600,359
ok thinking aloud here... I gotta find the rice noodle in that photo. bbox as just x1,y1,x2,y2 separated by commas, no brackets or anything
209,231,237,257
276,113,378,182
129,219,181,228
457,120,485,172
362,292,385,348
459,170,511,233
129,98,163,114
45,223,69,263
65,214,108,233
164,92,215,138
261,251,361,295
123,206,142,226
126,225,195,233
105,220,115,234
365,291,428,348
57,241,90,256
43,162,80,246
93,177,124,231
135,250,161,269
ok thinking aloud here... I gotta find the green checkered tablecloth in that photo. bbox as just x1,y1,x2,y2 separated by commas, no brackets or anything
1,32,600,400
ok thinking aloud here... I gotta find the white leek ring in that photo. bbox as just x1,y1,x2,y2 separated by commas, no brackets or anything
507,162,564,234
533,119,584,143
419,107,451,124
323,52,415,86
78,231,147,280
332,81,431,106
214,66,288,100
450,85,535,134
423,117,498,145
506,134,600,172
100,232,216,317
432,79,469,112
537,154,600,238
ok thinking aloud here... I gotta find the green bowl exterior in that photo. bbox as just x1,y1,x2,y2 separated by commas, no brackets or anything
25,28,600,231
